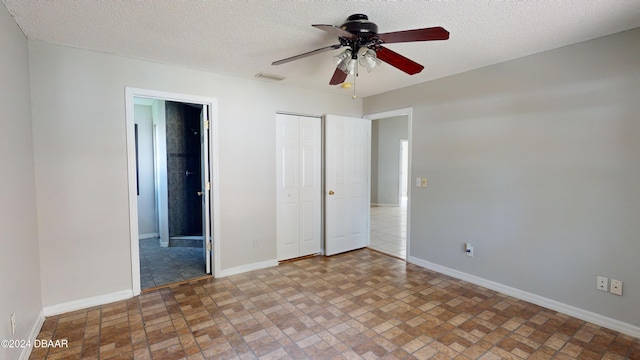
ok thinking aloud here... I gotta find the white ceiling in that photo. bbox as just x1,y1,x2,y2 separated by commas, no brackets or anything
4,0,640,98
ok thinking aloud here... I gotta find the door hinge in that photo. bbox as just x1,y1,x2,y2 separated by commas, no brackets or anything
204,120,210,130
206,182,211,191
206,241,212,251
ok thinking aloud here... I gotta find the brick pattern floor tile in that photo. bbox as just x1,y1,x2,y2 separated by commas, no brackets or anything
30,249,638,359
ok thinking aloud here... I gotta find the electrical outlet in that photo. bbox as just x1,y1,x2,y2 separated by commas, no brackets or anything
10,313,16,336
597,276,608,291
610,279,623,296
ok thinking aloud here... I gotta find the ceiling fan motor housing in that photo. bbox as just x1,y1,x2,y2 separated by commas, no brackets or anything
341,14,378,37
340,14,379,56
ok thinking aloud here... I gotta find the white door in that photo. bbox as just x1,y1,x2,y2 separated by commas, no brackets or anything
325,115,371,256
276,114,301,260
201,105,212,273
299,117,322,256
276,114,321,261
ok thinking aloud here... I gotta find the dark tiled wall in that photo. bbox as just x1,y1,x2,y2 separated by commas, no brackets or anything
166,101,203,237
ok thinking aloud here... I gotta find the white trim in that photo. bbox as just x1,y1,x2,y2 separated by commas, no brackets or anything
125,88,141,296
219,260,278,278
399,139,409,205
408,256,640,338
125,87,221,296
138,233,159,239
18,310,45,360
364,108,413,261
364,108,413,121
43,290,133,317
210,102,222,279
370,203,400,207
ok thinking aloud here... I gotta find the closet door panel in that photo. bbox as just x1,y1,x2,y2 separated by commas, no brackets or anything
276,114,321,260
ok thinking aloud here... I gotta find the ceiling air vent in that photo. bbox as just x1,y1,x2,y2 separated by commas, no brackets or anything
255,72,285,81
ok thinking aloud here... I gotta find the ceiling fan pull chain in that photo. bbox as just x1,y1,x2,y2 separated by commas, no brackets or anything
352,63,357,99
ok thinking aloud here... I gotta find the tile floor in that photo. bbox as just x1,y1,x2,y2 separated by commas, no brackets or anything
140,238,208,290
369,205,407,259
31,249,638,359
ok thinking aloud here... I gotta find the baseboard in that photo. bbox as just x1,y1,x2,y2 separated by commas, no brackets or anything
18,310,45,360
371,203,400,207
219,259,278,278
43,290,133,317
138,233,159,239
408,256,640,338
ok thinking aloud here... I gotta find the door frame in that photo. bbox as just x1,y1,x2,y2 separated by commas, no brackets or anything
125,87,221,295
399,139,409,206
364,108,412,260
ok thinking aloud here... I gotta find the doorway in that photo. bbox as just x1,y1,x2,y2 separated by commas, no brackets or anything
136,100,208,290
126,88,220,296
365,109,411,260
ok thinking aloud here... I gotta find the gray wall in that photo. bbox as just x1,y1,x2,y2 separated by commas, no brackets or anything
364,28,640,326
371,116,408,205
134,105,158,236
0,7,43,360
28,40,361,307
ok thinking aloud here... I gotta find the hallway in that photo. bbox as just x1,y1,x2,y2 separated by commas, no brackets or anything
139,238,207,289
368,204,407,259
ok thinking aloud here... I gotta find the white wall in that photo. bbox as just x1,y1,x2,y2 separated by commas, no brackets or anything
0,6,43,360
364,28,640,328
28,41,362,307
134,105,158,236
371,116,408,205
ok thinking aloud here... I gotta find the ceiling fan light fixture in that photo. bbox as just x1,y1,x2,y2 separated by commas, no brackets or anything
334,49,351,65
344,58,357,75
335,49,357,75
359,48,381,73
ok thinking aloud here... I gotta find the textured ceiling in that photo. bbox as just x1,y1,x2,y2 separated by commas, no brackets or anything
4,0,640,97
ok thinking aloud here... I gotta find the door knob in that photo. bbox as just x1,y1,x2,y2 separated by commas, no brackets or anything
328,190,335,195
197,191,203,196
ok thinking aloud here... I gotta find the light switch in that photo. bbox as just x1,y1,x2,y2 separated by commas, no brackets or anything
421,178,428,188
416,178,422,187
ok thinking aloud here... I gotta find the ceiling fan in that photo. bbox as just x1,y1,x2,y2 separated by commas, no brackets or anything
272,14,449,87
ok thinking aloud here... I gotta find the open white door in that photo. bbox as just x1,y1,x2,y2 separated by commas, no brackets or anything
201,105,212,273
325,115,371,256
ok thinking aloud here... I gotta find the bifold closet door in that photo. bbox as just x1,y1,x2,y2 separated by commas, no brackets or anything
276,114,321,261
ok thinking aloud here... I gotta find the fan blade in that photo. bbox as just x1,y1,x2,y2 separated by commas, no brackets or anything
375,46,424,75
272,44,342,65
329,67,348,85
378,27,449,43
312,24,356,39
